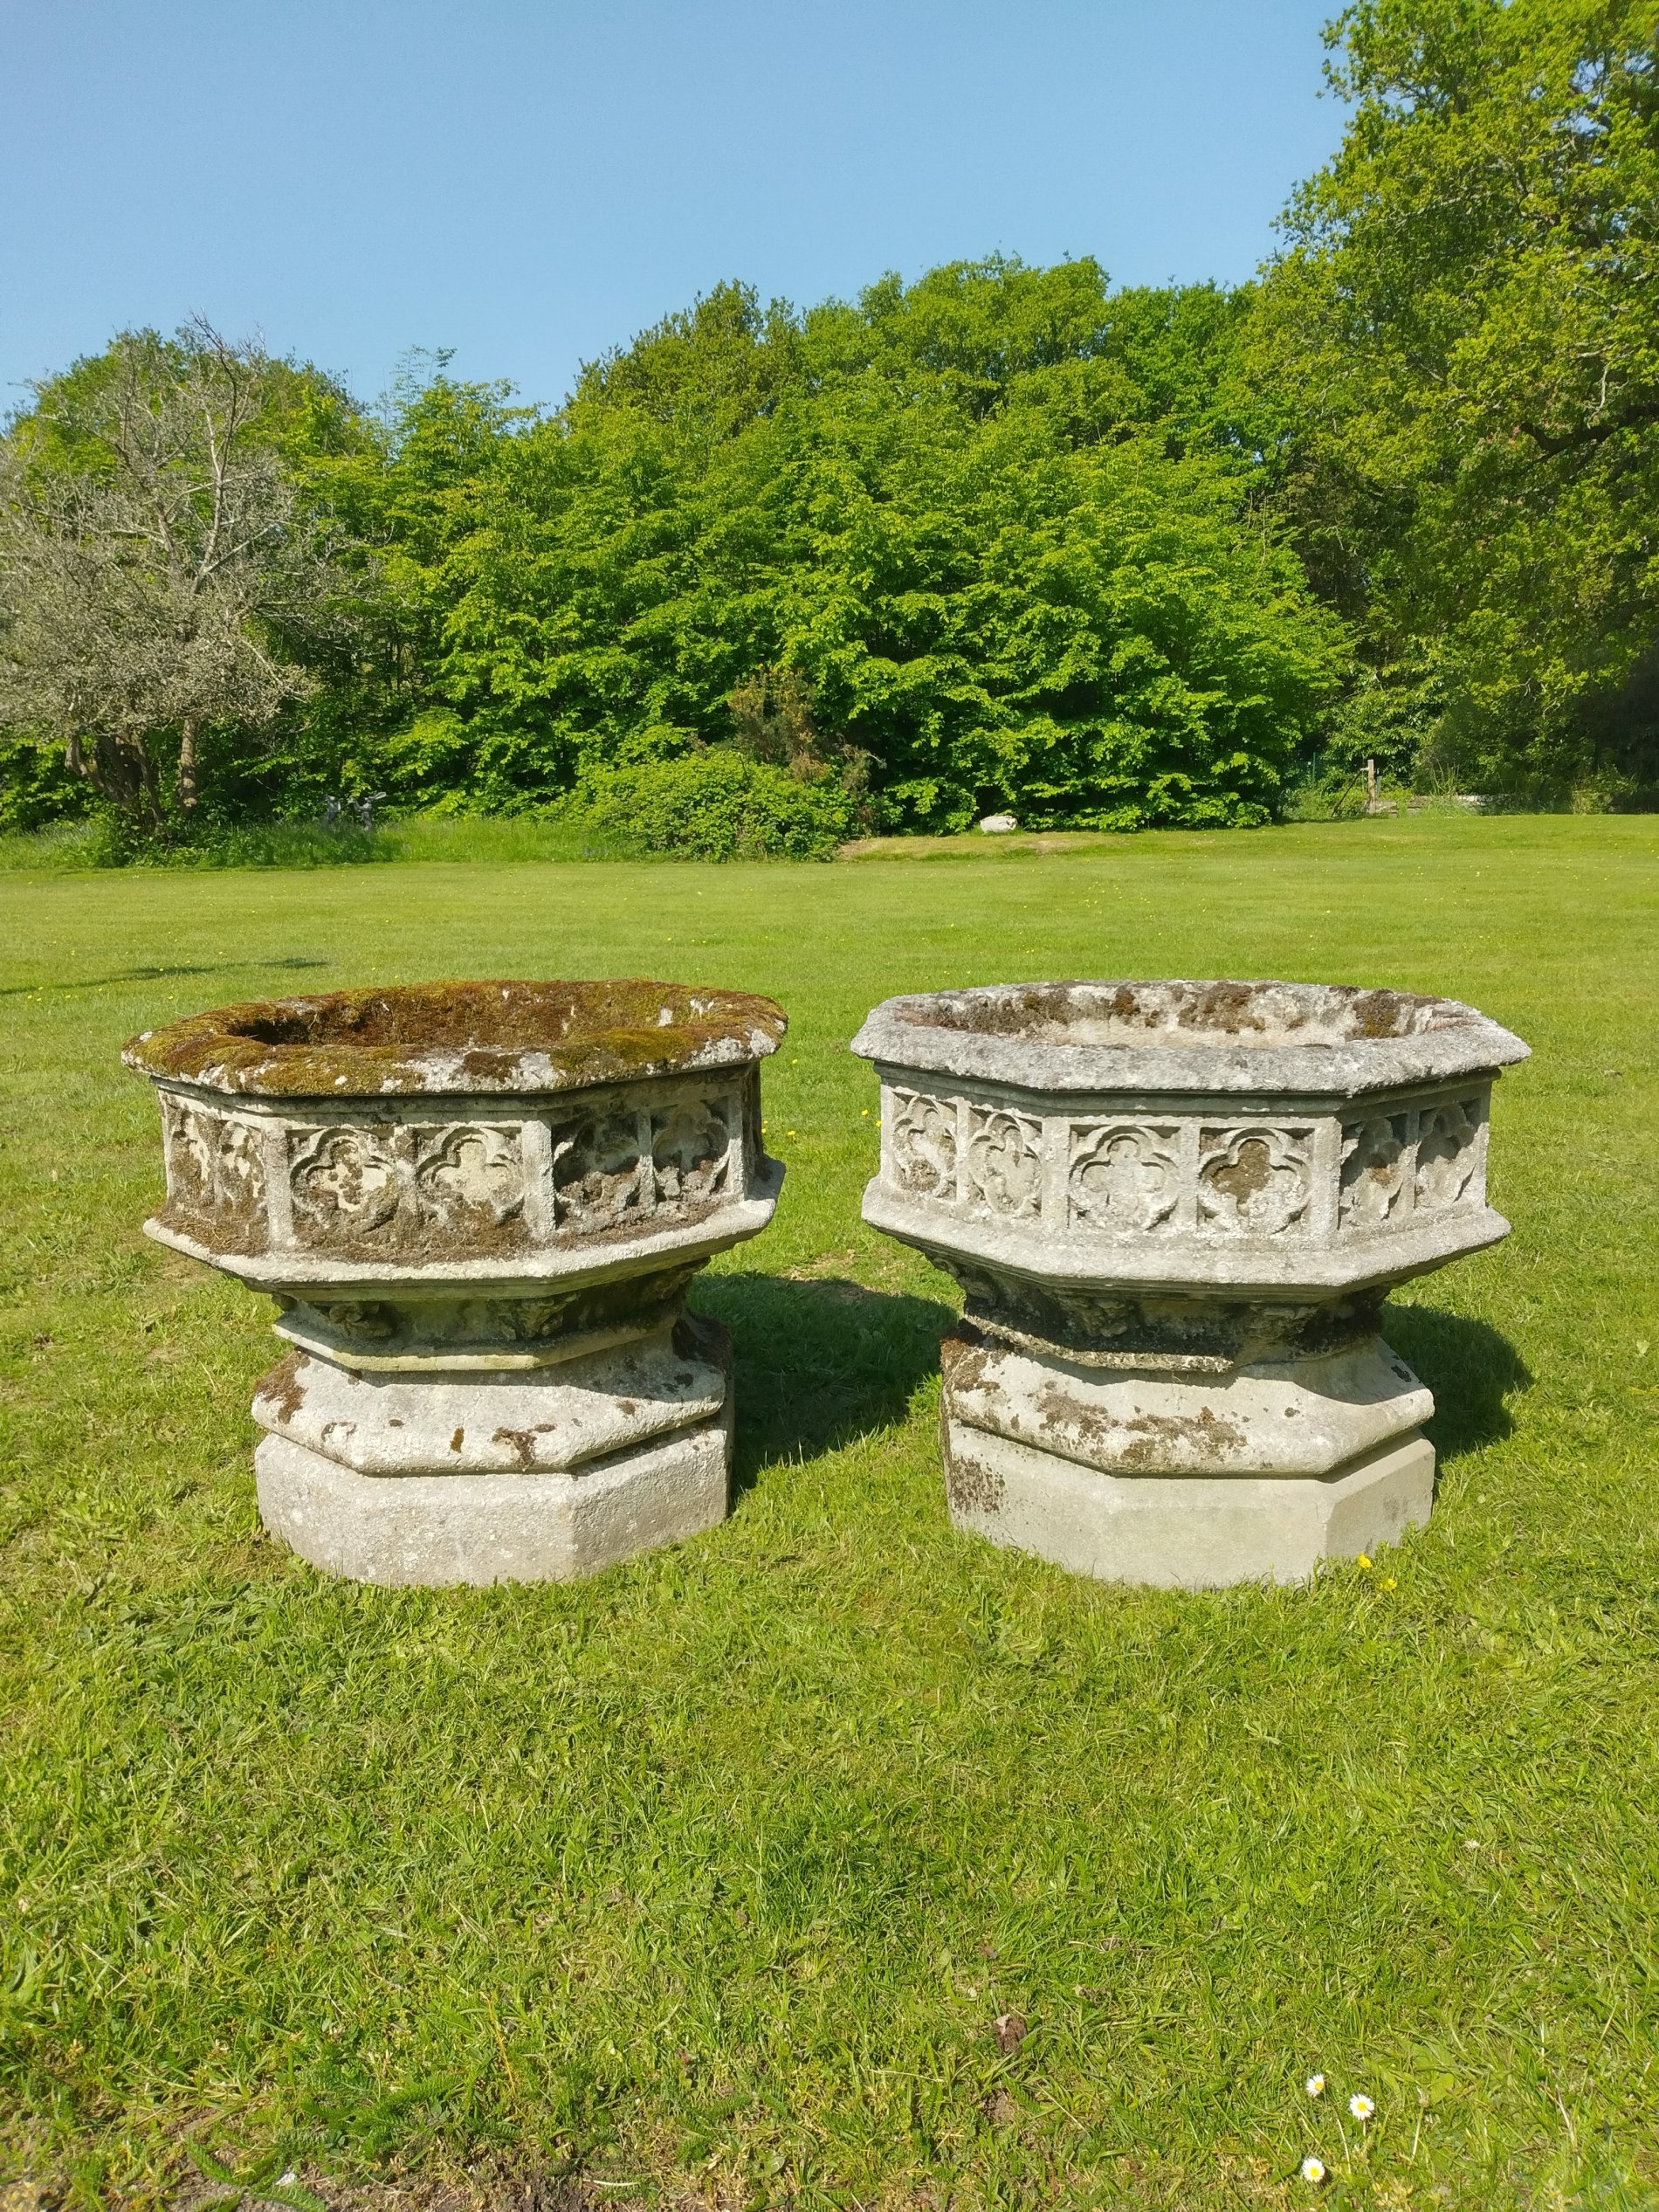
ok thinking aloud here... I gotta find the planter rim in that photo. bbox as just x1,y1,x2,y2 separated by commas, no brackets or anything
850,978,1527,1097
124,977,787,1099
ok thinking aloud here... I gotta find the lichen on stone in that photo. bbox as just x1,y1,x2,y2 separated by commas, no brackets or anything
124,978,788,1099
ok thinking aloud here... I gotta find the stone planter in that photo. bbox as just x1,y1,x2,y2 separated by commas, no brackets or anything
125,979,786,1585
851,980,1528,1587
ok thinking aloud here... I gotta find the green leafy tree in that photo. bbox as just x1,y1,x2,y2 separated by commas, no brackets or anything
1254,0,1659,794
0,323,377,830
368,260,1339,830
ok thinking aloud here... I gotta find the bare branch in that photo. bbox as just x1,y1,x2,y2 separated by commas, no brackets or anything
0,326,361,824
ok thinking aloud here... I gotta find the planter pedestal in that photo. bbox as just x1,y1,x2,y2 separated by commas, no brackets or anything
251,1311,734,1586
853,979,1528,1588
939,1327,1435,1588
127,980,786,1586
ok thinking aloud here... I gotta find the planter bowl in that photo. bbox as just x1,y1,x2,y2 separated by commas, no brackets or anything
851,979,1528,1586
127,978,787,1583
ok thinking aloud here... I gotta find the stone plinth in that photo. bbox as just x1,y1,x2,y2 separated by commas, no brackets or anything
851,980,1528,1587
126,979,786,1584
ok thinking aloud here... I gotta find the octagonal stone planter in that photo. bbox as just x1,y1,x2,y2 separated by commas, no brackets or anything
125,979,786,1584
851,980,1529,1587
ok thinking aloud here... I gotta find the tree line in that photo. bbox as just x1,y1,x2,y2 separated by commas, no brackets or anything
3,0,1656,855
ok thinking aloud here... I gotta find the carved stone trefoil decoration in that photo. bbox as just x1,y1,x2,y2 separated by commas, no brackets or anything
126,979,787,1585
851,979,1530,1588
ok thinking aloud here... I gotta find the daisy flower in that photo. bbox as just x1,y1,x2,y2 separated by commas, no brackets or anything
1349,2091,1375,2121
1304,2072,1325,2098
1300,2155,1326,2184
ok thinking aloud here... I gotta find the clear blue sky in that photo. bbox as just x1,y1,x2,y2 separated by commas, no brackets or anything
1,1,1346,416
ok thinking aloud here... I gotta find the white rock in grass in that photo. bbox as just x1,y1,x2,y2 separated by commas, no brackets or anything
979,813,1019,834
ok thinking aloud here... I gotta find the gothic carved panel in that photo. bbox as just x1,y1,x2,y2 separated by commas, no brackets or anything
289,1127,400,1244
1415,1098,1483,1211
964,1106,1043,1221
651,1098,733,1212
1197,1125,1313,1238
1068,1123,1182,1235
551,1112,645,1229
887,1089,960,1201
412,1123,525,1231
1339,1113,1412,1230
163,1097,267,1219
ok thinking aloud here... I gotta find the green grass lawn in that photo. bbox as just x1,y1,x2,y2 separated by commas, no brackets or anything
3,814,1657,2212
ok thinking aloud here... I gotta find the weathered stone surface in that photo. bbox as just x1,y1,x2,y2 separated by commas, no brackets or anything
852,977,1527,1099
132,1067,779,1283
252,1315,728,1475
257,1395,734,1587
853,978,1526,1585
124,978,786,1097
128,980,784,1584
940,1421,1435,1588
940,1325,1432,1478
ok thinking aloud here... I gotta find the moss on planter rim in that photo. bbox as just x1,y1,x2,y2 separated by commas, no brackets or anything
124,978,788,1098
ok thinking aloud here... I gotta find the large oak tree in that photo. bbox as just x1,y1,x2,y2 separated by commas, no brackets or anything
1255,0,1659,794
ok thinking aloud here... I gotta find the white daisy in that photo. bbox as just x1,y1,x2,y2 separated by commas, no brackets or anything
1300,2155,1326,2183
1349,2091,1375,2121
1304,2072,1325,2098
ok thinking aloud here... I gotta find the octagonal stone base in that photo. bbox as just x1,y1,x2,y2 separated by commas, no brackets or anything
940,1327,1433,1477
939,1324,1434,1584
252,1315,734,1585
940,1420,1434,1588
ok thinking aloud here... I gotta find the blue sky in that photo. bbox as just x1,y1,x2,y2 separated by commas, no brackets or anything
1,1,1346,415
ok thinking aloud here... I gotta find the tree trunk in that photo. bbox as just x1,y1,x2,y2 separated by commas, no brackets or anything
176,716,202,811
85,732,164,832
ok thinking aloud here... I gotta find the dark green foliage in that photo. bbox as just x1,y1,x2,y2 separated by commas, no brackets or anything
10,0,1659,840
576,748,861,859
0,730,97,832
1253,0,1659,798
360,265,1342,833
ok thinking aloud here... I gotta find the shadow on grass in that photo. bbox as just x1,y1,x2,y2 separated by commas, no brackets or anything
0,955,328,997
1382,1301,1532,1462
692,1271,953,1492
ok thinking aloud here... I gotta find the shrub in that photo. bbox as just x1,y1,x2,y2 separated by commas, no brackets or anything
577,749,859,860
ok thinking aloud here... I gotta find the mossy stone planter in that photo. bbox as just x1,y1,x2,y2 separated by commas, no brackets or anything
126,979,786,1584
851,980,1529,1587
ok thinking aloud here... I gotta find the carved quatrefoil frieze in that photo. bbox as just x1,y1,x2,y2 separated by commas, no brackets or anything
163,1097,267,1218
279,1094,744,1252
1337,1094,1485,1233
1068,1124,1182,1235
651,1099,733,1212
289,1127,404,1242
550,1092,740,1232
1339,1113,1412,1229
413,1124,525,1230
551,1112,645,1228
288,1121,528,1251
963,1106,1043,1221
888,1089,960,1201
1415,1098,1483,1212
1197,1126,1314,1239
